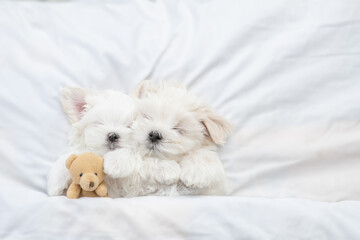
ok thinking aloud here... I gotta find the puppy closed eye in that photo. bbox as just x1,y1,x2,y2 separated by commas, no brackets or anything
173,127,186,134
142,113,152,120
94,122,104,127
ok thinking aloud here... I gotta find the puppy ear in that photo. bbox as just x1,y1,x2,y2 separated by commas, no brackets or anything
61,87,92,123
66,154,78,169
200,107,233,145
133,80,157,98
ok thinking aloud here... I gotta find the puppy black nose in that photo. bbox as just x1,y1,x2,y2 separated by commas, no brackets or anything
89,182,94,188
148,131,162,143
107,132,119,142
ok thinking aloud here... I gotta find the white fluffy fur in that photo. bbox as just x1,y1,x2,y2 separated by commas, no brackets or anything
105,81,233,197
47,87,135,196
48,82,232,197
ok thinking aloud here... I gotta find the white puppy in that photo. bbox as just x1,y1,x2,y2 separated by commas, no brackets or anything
105,81,232,196
47,87,135,196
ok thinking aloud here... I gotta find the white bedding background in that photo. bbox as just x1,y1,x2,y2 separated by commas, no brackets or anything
1,0,360,239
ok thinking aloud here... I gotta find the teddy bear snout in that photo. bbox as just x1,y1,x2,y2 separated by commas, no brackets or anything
80,173,99,191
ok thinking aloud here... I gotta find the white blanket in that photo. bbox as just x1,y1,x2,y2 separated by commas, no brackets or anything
1,0,360,239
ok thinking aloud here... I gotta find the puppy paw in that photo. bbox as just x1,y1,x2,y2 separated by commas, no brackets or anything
47,153,73,196
104,149,135,178
48,180,70,196
155,161,181,185
103,151,121,178
180,168,212,189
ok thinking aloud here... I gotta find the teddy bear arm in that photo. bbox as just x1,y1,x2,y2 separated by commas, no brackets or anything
95,181,108,197
66,182,81,199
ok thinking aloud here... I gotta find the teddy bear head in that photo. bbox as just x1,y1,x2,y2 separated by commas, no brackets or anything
66,152,105,192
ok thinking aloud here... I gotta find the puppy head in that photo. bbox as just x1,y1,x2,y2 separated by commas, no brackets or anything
62,87,135,156
132,81,232,158
66,152,105,192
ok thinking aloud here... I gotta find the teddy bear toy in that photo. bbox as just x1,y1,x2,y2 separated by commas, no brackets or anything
65,152,108,199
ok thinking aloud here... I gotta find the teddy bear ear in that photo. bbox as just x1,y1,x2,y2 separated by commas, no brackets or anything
66,154,78,169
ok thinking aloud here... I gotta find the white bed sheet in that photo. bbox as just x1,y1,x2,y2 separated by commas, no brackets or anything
2,187,360,240
1,0,360,239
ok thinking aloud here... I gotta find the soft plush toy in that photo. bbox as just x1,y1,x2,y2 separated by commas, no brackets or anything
66,152,108,199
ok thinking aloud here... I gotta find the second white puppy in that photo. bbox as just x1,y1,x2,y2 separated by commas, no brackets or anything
104,81,232,196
